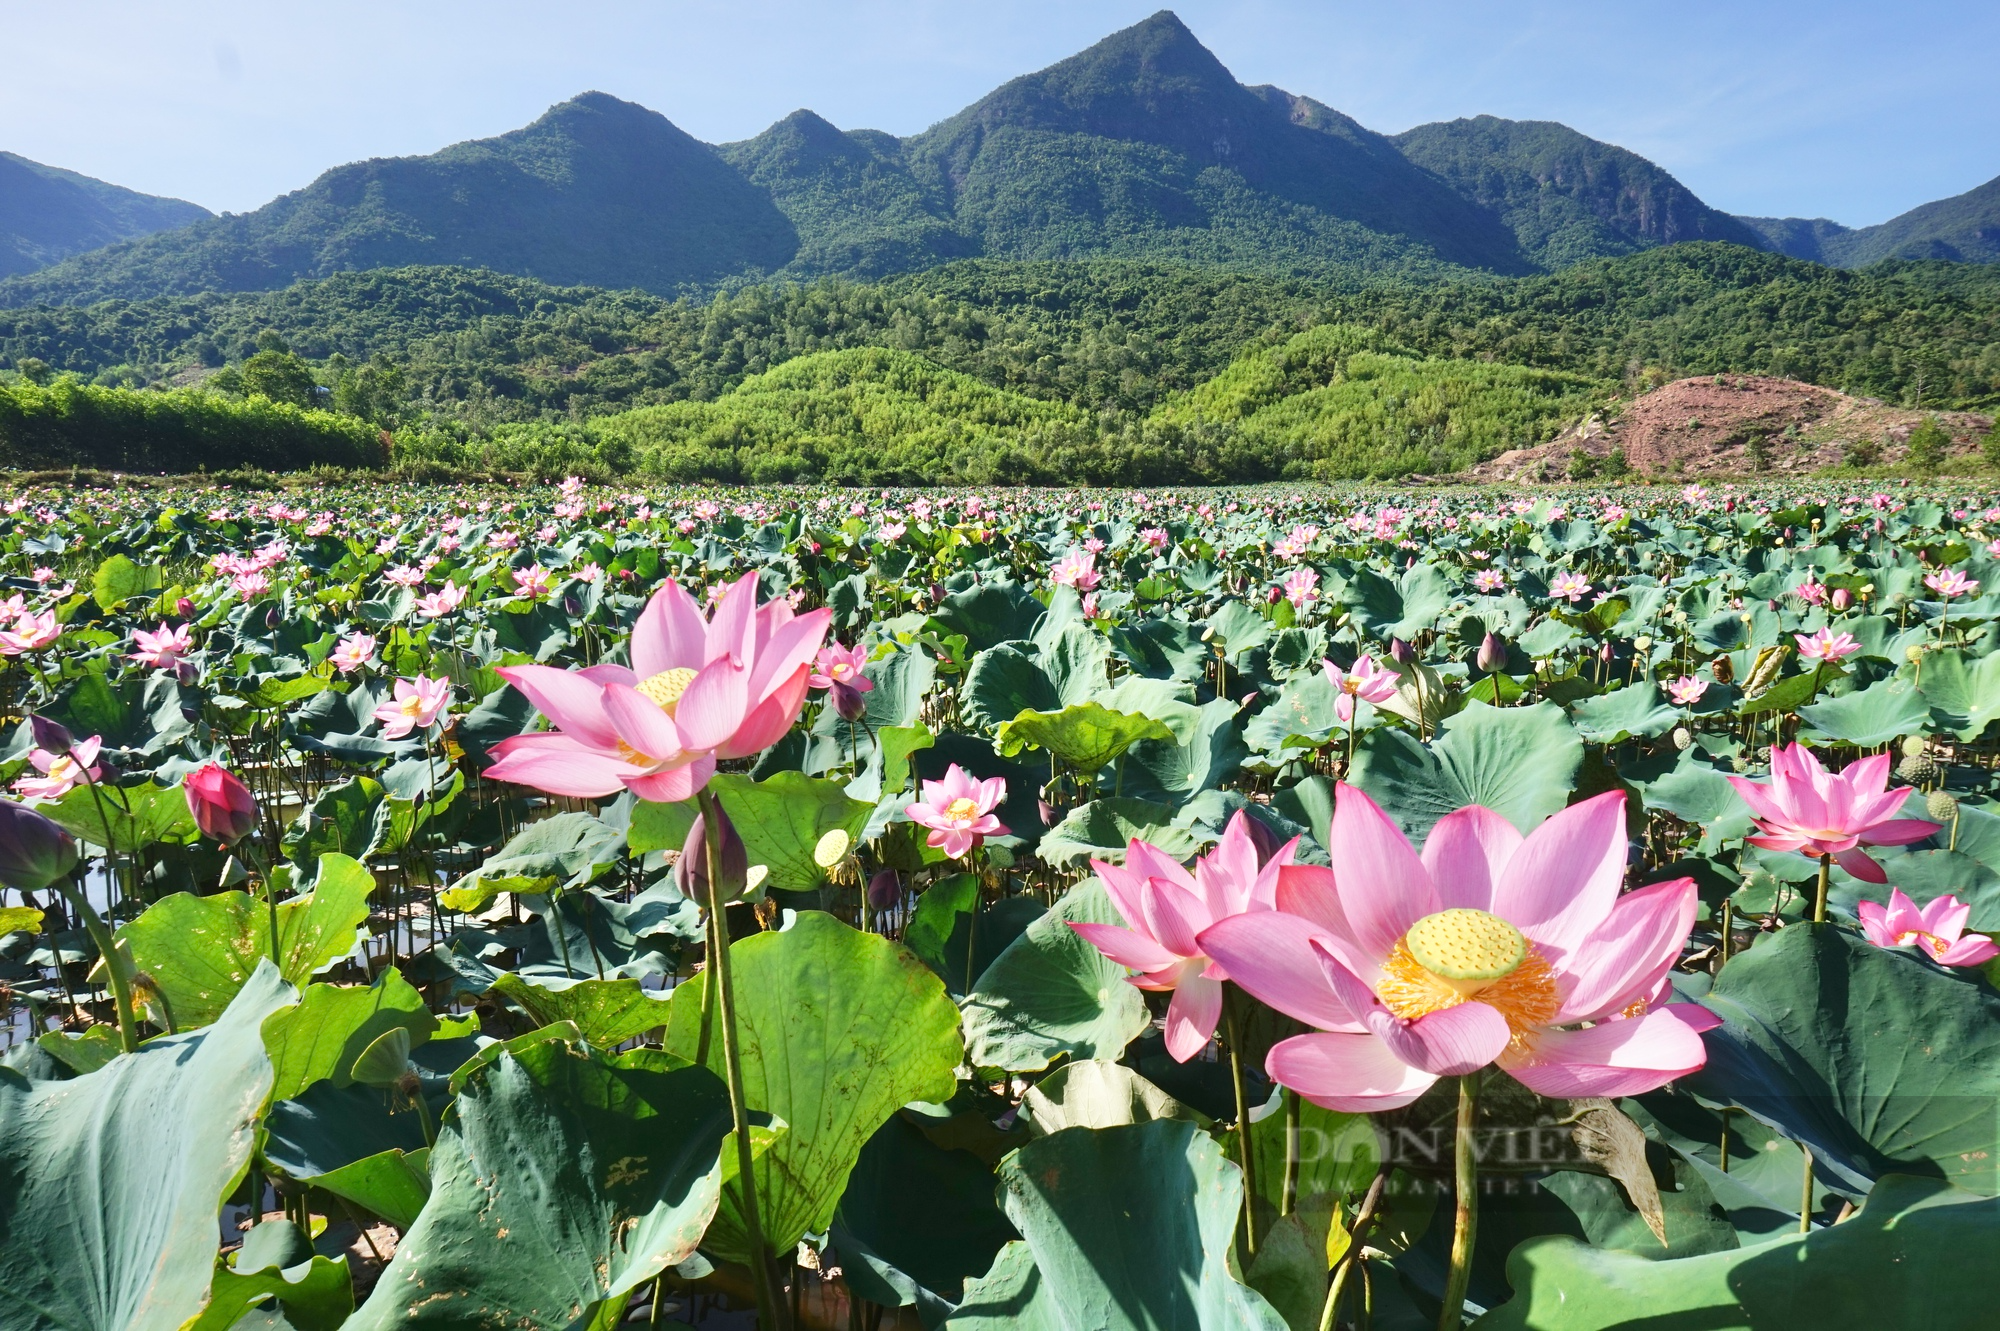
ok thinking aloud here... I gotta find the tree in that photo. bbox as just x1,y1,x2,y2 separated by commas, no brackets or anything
238,350,319,408
1745,432,1771,472
16,358,51,386
1846,437,1883,471
1983,422,2000,471
1904,418,1950,474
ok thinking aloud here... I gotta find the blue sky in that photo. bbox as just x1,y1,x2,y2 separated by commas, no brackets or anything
5,1,1995,227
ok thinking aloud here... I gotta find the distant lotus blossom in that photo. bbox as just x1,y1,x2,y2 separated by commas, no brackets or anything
1323,653,1400,722
30,567,54,585
1083,536,1106,554
1795,627,1860,663
575,563,602,583
0,611,61,655
230,571,271,601
1683,485,1709,503
489,531,520,550
1050,548,1101,591
1283,567,1320,609
416,581,467,619
1665,675,1709,706
810,643,872,693
1795,580,1829,606
1549,571,1592,603
330,632,378,674
15,735,102,800
130,622,193,669
1925,568,1978,600
877,522,906,542
1986,539,2000,559
374,537,399,555
1728,742,1937,883
1140,527,1169,551
374,675,452,740
512,564,555,599
384,564,426,588
1473,568,1506,593
906,763,1008,860
1859,889,1999,967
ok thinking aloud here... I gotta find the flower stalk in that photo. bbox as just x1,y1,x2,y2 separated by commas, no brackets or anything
1437,1071,1482,1331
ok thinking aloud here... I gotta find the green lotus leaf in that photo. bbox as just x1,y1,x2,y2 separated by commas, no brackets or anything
489,972,673,1046
1349,699,1582,841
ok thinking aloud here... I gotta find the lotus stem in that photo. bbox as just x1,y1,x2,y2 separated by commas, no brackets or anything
58,878,138,1054
1800,1146,1814,1233
1224,995,1260,1259
1281,1087,1300,1218
1437,1072,1482,1331
1813,852,1832,924
1320,1163,1390,1331
697,787,785,1331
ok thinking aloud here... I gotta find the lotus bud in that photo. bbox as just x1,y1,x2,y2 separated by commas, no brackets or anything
1266,585,1283,604
27,714,73,756
175,596,195,618
866,869,902,912
1927,790,1960,823
1477,632,1507,673
184,762,258,845
830,679,869,723
1831,587,1853,611
1599,641,1615,662
563,593,582,617
1038,797,1059,827
0,799,79,892
263,603,280,630
676,804,747,903
930,582,945,605
1389,637,1415,665
176,660,199,687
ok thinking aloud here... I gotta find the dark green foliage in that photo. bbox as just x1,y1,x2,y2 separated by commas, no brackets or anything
1904,417,1950,473
0,380,384,473
238,350,320,408
0,152,210,279
1391,117,1766,270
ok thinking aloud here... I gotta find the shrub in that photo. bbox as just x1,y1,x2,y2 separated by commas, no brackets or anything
0,380,383,473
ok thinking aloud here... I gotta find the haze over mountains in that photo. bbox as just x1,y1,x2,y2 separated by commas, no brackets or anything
2,10,1995,307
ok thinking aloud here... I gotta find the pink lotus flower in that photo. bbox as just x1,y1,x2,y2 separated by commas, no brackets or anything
1050,549,1100,591
130,622,193,669
905,763,1007,859
1795,580,1829,606
373,675,452,740
330,632,378,674
1665,675,1708,706
0,611,61,655
1198,785,1713,1110
1925,568,1978,600
1283,567,1320,609
1858,888,1999,966
415,581,467,619
1323,654,1400,722
384,564,425,588
230,571,271,601
486,574,829,803
1070,812,1296,1061
14,735,101,800
1473,569,1506,593
1549,571,1592,603
512,564,554,599
809,643,873,693
184,762,258,844
1726,743,1938,883
1794,627,1859,663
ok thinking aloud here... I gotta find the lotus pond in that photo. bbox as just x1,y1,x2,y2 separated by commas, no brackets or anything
1,478,1998,1331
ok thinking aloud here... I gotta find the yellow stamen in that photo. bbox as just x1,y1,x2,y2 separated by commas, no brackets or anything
1377,909,1559,1050
635,667,698,714
944,796,980,822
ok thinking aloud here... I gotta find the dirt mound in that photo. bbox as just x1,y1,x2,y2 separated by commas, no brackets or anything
1472,374,1991,482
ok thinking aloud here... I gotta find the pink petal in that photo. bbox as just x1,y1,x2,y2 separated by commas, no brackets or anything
705,576,759,669
1499,1008,1708,1098
1136,878,1208,957
1328,782,1438,961
1196,912,1364,1033
1069,921,1180,973
1661,1002,1723,1034
1921,894,1972,940
1163,975,1224,1062
674,659,750,753
719,663,809,759
1197,812,1263,917
484,732,630,798
1093,857,1151,933
1857,900,1897,946
498,664,620,752
1556,878,1699,1022
1937,935,2000,967
1490,789,1629,958
1881,888,1926,938
747,608,832,704
1266,1031,1437,1113
1725,774,1792,827
632,579,708,678
1835,847,1887,883
1420,804,1523,913
1311,944,1510,1076
623,756,714,804
1863,818,1942,847
600,683,685,764
1126,838,1198,894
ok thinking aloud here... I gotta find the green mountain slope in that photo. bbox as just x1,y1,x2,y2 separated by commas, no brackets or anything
0,152,210,277
897,11,1526,277
1391,117,1766,270
0,93,798,305
1739,175,2000,268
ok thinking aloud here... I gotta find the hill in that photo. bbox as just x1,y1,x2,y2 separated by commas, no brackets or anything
0,93,798,305
1739,173,2000,268
0,152,209,277
1391,117,1767,270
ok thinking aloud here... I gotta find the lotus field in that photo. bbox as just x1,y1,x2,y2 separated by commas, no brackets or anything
6,477,2000,1331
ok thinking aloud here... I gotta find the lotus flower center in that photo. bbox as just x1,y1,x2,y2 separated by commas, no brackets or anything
945,797,980,822
635,667,699,715
1377,909,1560,1046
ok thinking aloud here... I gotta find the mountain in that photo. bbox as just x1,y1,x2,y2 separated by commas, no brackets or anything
1391,117,1767,270
0,152,210,278
0,93,798,305
1743,174,2000,267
